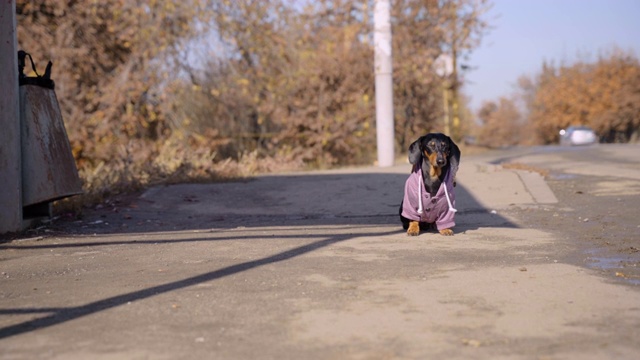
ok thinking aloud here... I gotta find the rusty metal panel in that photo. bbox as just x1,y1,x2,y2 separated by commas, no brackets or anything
20,85,83,206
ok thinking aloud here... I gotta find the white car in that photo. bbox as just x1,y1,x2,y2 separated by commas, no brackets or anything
559,126,597,146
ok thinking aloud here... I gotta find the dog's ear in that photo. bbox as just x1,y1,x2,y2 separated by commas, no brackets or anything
408,136,424,165
447,136,461,165
446,135,461,183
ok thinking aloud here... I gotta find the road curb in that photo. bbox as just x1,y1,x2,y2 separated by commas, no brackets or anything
513,169,558,204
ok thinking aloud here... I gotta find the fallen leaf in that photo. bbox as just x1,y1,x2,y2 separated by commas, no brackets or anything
462,339,481,347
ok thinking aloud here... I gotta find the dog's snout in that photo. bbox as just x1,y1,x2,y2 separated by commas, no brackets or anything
436,156,446,166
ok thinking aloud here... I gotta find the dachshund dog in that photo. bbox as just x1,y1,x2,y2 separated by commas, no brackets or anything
399,133,461,236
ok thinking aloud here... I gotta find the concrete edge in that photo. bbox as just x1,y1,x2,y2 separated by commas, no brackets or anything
513,169,558,204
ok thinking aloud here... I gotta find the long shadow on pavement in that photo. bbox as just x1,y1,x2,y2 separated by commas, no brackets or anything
0,228,398,339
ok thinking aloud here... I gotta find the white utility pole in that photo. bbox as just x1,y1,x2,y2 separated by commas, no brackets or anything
0,0,23,233
373,0,395,167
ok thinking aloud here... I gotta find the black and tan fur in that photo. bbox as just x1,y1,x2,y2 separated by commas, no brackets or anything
400,133,461,236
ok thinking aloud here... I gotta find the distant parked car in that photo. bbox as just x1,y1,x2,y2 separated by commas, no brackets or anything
559,126,597,146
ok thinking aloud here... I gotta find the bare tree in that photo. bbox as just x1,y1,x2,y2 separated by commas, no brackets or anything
528,49,640,143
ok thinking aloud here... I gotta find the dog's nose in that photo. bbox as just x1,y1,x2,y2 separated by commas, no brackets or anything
437,158,446,166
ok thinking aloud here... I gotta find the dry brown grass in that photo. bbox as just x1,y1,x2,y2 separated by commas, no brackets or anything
54,142,307,217
500,162,550,178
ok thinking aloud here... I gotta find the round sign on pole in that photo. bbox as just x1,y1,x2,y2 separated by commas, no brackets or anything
434,54,454,77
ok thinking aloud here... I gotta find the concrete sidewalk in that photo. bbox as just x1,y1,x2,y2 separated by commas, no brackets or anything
1,156,639,359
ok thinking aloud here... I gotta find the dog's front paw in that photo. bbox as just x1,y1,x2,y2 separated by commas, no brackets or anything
439,228,454,236
407,221,420,236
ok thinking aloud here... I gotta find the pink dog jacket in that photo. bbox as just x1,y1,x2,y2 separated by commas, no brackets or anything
401,166,456,230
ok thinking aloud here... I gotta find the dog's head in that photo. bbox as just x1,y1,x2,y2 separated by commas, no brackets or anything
408,133,460,172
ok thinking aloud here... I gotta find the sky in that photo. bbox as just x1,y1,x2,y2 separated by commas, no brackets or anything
463,0,640,113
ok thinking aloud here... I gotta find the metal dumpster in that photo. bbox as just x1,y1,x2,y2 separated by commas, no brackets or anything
19,52,82,210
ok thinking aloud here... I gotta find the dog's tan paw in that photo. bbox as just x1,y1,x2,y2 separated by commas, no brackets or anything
439,228,454,236
407,221,420,236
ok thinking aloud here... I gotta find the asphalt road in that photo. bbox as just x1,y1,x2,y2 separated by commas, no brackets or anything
1,143,639,359
489,144,640,284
